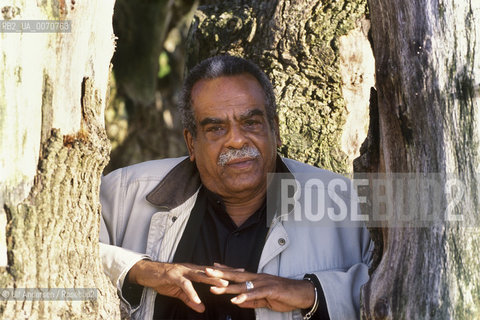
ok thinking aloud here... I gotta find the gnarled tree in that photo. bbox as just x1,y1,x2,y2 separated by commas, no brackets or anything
0,1,120,318
360,1,480,318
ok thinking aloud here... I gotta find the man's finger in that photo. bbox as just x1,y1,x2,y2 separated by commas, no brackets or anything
178,278,202,305
188,269,229,287
230,288,270,304
233,299,268,309
231,288,287,306
210,282,247,295
231,291,297,311
205,268,257,282
177,290,205,313
213,262,245,272
231,293,248,304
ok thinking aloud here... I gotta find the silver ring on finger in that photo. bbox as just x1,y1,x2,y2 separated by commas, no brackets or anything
245,281,254,291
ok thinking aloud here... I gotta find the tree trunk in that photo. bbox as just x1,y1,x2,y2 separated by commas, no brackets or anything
0,1,120,318
361,1,480,318
186,0,374,172
105,0,197,173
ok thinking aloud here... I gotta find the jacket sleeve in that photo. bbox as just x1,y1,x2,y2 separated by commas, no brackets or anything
99,168,151,310
99,243,149,296
313,226,373,320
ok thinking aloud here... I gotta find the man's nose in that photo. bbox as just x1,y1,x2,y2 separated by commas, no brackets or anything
225,124,248,149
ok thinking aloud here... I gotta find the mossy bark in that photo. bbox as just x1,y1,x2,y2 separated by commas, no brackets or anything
0,1,120,319
361,1,480,318
186,0,372,172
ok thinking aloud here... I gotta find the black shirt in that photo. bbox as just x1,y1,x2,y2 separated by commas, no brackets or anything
153,186,268,320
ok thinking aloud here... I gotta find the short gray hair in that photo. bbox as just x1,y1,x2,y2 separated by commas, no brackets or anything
179,55,277,137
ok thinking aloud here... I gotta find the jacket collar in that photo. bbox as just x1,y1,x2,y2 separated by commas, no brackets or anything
146,158,201,210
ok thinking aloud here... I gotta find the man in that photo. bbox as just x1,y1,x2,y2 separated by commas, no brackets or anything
100,55,372,320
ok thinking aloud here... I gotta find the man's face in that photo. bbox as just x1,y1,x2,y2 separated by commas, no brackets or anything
184,73,281,201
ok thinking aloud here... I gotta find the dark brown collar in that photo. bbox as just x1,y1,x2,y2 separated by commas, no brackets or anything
146,158,201,210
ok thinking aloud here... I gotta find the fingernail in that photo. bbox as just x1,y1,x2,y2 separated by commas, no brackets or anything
194,296,201,304
231,297,239,303
210,286,223,293
220,279,229,286
206,267,214,273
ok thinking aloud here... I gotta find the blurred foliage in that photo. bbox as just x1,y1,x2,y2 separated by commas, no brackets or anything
105,73,128,151
104,0,198,173
158,51,171,79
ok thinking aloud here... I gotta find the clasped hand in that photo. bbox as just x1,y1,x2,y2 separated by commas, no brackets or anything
128,260,314,313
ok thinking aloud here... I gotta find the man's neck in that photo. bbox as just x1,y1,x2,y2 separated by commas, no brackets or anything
222,193,265,226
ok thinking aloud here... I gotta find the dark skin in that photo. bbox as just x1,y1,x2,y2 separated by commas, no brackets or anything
184,73,280,225
128,74,314,312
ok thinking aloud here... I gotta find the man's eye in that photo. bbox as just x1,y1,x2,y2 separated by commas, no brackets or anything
244,120,261,127
206,126,223,132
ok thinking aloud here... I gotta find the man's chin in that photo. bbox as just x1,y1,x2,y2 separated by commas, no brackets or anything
221,175,265,194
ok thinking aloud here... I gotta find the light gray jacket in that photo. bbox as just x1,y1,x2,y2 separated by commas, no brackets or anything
100,156,373,320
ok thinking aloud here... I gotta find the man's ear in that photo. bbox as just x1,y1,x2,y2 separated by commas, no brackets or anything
183,129,195,162
274,116,282,148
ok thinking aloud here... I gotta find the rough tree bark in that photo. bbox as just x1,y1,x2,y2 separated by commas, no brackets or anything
360,1,480,318
186,0,374,172
0,1,120,318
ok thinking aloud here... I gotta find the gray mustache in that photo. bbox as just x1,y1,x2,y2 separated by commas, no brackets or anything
217,146,260,166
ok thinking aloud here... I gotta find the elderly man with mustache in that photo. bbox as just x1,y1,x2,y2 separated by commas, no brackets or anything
100,55,372,320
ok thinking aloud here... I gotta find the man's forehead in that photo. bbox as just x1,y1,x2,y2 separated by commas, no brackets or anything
191,74,264,99
198,108,265,123
191,74,267,117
